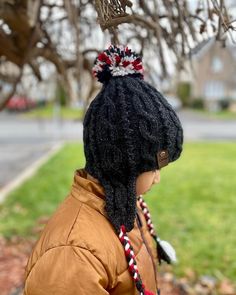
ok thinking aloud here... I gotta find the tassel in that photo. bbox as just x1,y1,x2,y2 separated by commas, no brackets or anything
144,290,156,295
156,237,177,264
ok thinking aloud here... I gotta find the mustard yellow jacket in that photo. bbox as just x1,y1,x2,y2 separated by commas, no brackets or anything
23,169,158,295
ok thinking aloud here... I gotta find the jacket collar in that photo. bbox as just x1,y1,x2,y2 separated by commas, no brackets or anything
71,168,107,217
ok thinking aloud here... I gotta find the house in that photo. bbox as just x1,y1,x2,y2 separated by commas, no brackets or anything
177,39,236,111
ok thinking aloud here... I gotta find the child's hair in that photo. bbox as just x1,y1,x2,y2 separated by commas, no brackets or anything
83,45,183,294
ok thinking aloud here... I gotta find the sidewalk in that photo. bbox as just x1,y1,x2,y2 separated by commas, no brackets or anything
0,143,63,203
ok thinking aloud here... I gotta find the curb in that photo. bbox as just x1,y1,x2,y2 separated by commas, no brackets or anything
0,142,64,204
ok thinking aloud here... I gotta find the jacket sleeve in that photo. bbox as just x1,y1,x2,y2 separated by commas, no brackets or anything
24,245,109,295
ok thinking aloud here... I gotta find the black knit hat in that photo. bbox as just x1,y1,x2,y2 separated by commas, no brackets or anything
83,45,184,233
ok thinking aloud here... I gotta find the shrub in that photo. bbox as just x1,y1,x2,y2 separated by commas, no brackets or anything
177,82,191,107
218,98,231,110
190,98,204,109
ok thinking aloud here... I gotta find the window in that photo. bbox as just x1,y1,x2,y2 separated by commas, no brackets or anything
204,81,225,100
211,56,223,73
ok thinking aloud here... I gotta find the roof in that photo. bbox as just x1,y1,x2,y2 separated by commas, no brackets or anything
189,37,236,61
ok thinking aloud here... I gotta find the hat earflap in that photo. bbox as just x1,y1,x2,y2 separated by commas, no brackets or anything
101,176,137,232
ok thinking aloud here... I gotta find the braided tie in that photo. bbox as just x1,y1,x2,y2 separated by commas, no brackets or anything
119,225,155,295
118,196,176,294
119,225,140,281
137,195,156,238
137,195,177,265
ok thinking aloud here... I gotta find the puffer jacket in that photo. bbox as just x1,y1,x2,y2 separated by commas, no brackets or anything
23,169,159,295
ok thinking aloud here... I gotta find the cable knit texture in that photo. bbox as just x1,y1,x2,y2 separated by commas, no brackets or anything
83,46,184,233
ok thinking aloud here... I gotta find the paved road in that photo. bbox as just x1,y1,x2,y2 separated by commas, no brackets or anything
180,111,236,141
0,113,83,189
0,110,235,189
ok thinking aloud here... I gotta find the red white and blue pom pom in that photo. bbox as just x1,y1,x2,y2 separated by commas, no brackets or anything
93,45,144,83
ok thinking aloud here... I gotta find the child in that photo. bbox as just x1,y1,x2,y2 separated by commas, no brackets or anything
23,45,183,295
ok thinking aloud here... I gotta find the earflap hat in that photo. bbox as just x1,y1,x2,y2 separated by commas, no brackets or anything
83,45,184,294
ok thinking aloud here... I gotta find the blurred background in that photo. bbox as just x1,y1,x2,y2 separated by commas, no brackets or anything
0,0,236,294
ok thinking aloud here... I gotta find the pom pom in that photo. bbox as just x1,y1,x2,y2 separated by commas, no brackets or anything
92,45,144,83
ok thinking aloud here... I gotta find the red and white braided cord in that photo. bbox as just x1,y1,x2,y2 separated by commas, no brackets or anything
137,195,157,239
119,225,156,295
119,225,141,281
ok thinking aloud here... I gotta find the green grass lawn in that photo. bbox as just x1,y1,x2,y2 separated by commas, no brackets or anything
148,142,236,280
23,104,83,120
0,144,85,238
0,142,236,282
